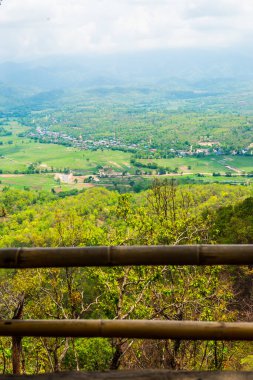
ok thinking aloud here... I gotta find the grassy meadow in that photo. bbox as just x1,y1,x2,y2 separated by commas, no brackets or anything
0,173,97,192
139,155,253,174
0,123,131,173
0,143,131,172
0,174,57,191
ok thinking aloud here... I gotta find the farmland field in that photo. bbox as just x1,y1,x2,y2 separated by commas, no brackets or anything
0,143,131,172
0,123,131,173
0,174,96,191
139,155,253,174
0,174,57,191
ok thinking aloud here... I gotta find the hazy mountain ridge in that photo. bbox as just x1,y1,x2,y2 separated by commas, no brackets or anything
1,49,253,89
0,49,253,112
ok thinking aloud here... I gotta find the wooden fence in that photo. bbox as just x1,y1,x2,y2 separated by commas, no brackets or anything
1,244,253,379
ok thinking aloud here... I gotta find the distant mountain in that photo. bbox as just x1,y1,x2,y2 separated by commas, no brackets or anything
0,48,253,111
1,49,253,89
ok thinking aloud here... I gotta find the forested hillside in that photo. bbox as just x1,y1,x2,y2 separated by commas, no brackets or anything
0,182,252,373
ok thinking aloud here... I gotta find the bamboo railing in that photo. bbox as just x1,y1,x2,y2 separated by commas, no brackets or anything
1,244,253,268
1,244,253,340
3,320,253,340
2,244,253,379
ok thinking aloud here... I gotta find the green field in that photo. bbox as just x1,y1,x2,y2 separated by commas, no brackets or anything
0,123,131,173
225,156,253,172
0,174,94,192
139,155,253,174
0,174,57,191
177,174,253,185
0,143,131,172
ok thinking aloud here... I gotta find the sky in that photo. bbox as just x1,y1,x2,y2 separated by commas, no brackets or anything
0,0,253,61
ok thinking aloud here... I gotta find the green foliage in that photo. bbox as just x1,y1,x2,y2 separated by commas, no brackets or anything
64,338,113,371
210,197,253,243
0,183,251,373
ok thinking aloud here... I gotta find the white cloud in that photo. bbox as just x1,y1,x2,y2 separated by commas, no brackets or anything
0,0,253,61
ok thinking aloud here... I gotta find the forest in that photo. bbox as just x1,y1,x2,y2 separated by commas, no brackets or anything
0,180,252,374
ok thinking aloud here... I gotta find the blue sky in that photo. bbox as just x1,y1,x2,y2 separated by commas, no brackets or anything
0,0,252,61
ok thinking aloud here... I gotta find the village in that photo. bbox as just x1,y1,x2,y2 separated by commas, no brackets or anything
28,127,138,151
29,126,253,158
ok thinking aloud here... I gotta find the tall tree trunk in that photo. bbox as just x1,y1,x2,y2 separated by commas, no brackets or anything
110,339,123,370
12,336,22,375
12,294,25,375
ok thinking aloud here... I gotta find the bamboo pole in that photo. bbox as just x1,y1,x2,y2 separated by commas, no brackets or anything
1,320,253,340
0,245,253,268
